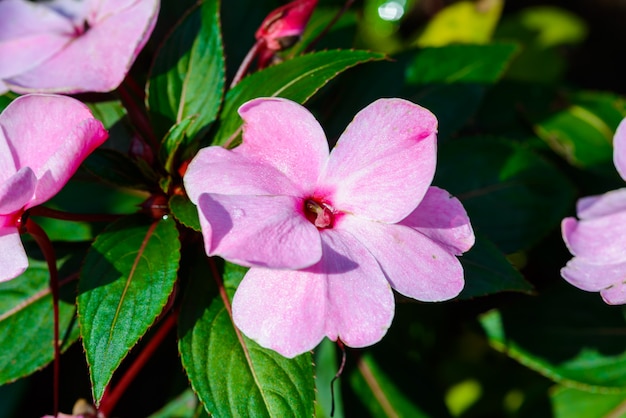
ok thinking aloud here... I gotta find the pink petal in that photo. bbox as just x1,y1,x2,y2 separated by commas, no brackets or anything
562,213,626,264
0,94,108,207
196,193,321,269
0,128,17,183
319,98,437,223
600,282,626,305
561,257,626,292
0,225,28,282
576,188,626,220
232,229,394,357
184,146,302,201
614,117,626,182
0,0,72,79
400,186,475,255
236,98,329,192
338,215,464,302
232,267,327,358
6,0,159,93
320,229,395,348
0,167,36,215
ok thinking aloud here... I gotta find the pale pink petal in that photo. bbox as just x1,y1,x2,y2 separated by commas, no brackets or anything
0,167,36,214
232,267,327,358
576,188,626,220
0,127,17,182
6,0,159,93
319,98,437,223
196,193,321,269
0,94,108,206
320,229,394,347
562,214,626,264
399,186,474,255
232,228,394,357
0,225,28,282
338,215,464,302
184,146,302,201
561,257,626,292
0,0,72,79
600,282,626,305
613,117,626,181
236,98,329,191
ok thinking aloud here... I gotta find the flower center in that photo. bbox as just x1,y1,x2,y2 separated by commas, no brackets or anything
304,199,334,229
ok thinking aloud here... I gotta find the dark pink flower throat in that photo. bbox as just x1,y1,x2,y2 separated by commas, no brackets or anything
304,199,334,229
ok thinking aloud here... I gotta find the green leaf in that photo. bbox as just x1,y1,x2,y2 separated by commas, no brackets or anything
533,90,626,170
178,257,315,417
435,136,576,253
407,43,519,140
314,339,344,418
78,215,180,404
87,100,134,153
480,283,626,390
83,148,153,190
169,194,200,231
147,0,225,142
415,0,504,47
551,386,626,418
349,353,430,418
458,232,532,299
0,258,80,384
160,115,196,175
148,389,207,418
211,49,386,147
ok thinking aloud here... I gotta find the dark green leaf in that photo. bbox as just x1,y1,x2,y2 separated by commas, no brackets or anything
147,0,225,142
148,389,207,418
178,257,315,417
87,100,134,154
551,386,626,417
78,215,180,403
435,136,576,253
160,115,196,174
211,49,386,147
480,283,626,390
458,232,532,299
0,258,80,384
169,194,200,231
83,148,153,190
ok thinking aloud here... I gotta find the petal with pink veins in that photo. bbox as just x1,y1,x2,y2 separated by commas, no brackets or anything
339,215,464,302
613,117,626,181
184,146,302,201
5,0,159,93
196,193,321,269
400,186,475,255
237,98,329,191
600,282,626,305
0,167,36,215
0,95,108,207
319,98,437,223
0,225,28,282
562,213,626,264
561,257,626,292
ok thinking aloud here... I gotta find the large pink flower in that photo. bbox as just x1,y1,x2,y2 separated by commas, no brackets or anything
0,94,108,282
184,97,475,358
562,118,626,304
0,0,159,94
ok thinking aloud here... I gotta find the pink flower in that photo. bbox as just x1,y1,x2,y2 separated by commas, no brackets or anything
0,94,108,282
255,0,318,68
184,97,474,358
562,118,626,305
0,0,159,94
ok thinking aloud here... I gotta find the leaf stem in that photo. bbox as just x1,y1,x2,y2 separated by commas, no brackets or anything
24,218,60,417
29,206,123,223
98,311,178,417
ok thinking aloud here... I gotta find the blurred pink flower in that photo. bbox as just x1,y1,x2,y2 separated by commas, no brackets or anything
184,97,474,358
562,118,626,304
0,0,159,94
0,94,108,282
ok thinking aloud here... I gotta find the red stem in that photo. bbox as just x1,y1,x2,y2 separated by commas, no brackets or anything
29,206,123,223
117,78,159,152
98,311,178,417
230,39,264,89
25,218,60,416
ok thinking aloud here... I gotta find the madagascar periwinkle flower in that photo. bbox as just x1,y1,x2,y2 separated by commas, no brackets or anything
0,0,159,94
0,94,108,282
561,117,626,305
184,97,475,358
